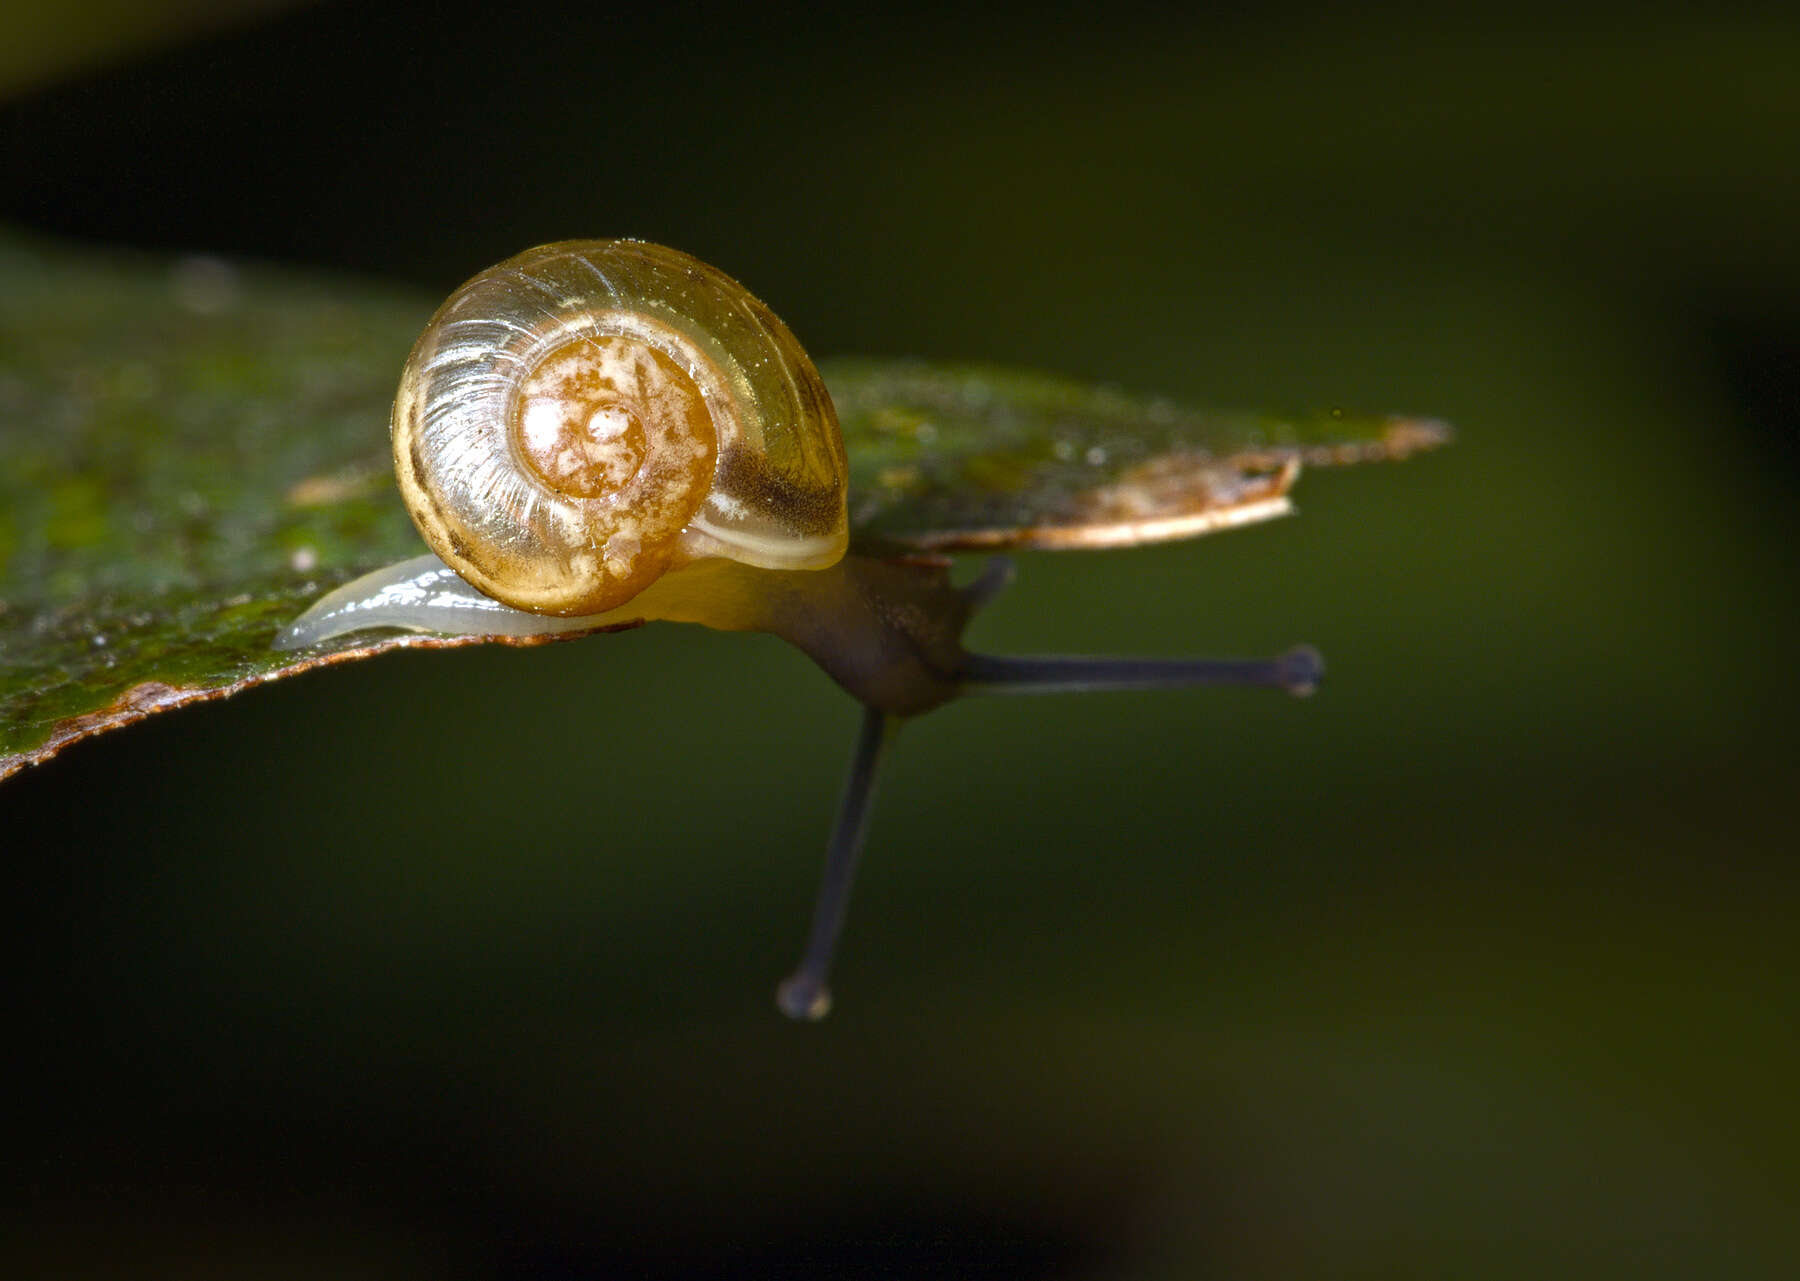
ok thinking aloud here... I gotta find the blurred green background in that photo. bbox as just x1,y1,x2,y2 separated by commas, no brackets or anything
4,2,1797,1276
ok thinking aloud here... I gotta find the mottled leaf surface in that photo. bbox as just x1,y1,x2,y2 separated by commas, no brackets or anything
831,359,1447,551
0,233,442,780
0,233,1446,779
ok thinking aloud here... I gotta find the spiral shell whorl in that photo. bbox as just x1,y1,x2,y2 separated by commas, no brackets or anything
393,240,849,616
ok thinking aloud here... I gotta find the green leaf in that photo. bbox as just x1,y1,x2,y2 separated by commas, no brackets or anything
0,232,438,780
829,358,1447,551
0,232,1446,780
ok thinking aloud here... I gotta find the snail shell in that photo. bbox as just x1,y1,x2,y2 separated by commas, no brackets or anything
394,240,848,616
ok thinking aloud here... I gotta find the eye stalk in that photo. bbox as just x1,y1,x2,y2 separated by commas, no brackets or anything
278,239,1372,1019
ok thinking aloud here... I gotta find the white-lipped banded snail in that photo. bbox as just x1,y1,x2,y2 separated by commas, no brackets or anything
279,239,1345,1019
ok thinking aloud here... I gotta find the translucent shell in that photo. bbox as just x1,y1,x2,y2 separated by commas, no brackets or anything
393,240,849,616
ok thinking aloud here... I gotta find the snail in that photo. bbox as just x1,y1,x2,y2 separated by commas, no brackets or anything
277,239,1383,1019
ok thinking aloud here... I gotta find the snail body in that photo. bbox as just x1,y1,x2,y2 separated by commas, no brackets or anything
280,238,971,714
279,240,1338,1018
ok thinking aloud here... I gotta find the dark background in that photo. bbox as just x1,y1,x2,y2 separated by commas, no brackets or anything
4,2,1798,1276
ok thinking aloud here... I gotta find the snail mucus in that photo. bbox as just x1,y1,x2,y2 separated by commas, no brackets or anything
278,240,1326,1019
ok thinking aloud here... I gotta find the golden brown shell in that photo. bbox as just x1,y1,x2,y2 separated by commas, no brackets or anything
392,240,849,616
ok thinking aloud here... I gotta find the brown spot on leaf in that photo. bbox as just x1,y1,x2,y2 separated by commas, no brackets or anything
1286,416,1454,468
285,460,388,507
890,456,1299,552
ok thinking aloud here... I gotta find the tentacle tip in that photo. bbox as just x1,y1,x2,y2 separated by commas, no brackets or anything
1282,644,1325,696
775,974,833,1021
